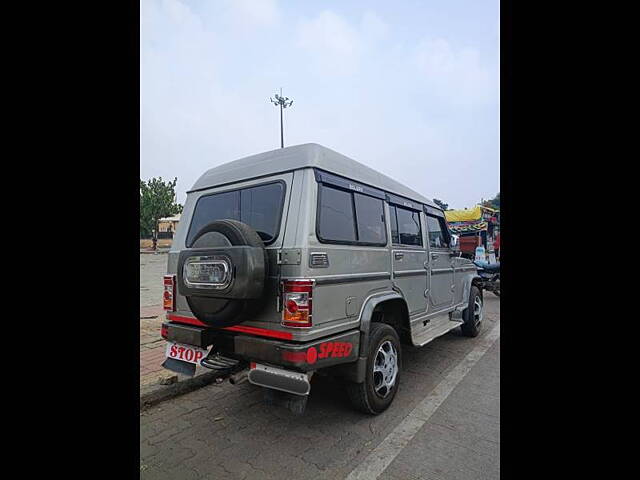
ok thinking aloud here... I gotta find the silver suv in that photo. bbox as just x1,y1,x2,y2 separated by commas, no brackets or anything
161,143,482,415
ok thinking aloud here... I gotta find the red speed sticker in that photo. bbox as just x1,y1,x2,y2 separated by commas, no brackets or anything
282,342,354,365
318,342,353,359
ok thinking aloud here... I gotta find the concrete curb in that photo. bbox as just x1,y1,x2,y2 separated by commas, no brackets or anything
140,370,221,411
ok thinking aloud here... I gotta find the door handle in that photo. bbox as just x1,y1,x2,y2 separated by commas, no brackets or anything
430,252,438,260
394,252,404,260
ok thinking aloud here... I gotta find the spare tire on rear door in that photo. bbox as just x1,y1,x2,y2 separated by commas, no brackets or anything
176,219,268,327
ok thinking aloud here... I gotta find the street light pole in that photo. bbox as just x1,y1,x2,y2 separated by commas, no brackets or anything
279,99,284,148
270,88,293,148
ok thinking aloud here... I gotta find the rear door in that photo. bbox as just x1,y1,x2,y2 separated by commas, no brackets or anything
170,173,294,322
389,201,427,316
424,208,454,311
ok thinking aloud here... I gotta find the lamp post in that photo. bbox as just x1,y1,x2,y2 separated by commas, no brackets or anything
270,88,293,148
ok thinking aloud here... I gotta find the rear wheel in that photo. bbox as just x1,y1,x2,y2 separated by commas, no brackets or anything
346,323,401,414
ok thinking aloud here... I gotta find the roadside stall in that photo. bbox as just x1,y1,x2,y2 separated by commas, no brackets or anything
445,205,500,262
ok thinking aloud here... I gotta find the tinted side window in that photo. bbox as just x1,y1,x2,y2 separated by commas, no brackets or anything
395,206,423,246
354,193,386,244
187,190,240,245
318,185,357,242
426,215,449,248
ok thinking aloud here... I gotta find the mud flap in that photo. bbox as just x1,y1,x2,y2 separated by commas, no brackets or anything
262,388,308,416
161,357,197,377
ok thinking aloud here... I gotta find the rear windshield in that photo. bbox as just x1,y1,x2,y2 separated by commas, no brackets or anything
186,182,285,247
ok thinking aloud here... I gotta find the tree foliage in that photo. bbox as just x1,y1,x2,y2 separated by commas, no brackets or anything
140,177,183,238
482,192,500,210
433,198,449,211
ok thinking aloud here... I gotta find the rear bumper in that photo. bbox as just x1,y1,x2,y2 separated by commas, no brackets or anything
163,321,360,373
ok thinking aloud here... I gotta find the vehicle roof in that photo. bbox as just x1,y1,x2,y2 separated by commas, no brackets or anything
190,143,438,209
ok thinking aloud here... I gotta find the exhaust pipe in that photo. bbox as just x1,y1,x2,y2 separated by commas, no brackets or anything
229,370,248,385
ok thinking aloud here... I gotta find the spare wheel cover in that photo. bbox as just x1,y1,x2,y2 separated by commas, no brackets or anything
182,219,268,328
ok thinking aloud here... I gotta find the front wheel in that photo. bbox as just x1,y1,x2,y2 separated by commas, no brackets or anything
461,286,483,337
346,323,402,415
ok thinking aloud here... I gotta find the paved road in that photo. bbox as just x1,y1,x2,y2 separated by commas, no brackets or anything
140,253,168,308
140,295,500,479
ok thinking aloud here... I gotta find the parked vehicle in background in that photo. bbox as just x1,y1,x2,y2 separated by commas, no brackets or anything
160,143,483,415
474,260,500,297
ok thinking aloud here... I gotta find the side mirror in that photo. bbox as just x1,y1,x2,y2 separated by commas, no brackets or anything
450,234,460,252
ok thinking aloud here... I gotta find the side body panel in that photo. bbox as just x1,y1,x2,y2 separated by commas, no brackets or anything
281,169,393,342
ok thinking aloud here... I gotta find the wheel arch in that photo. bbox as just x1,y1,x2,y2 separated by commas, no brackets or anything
358,291,408,355
323,291,407,384
465,274,483,301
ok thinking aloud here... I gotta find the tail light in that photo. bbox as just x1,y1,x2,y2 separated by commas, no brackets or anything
282,279,314,328
163,275,176,311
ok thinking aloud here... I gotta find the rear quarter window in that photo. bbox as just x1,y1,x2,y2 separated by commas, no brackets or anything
317,185,357,242
317,184,387,246
354,194,386,244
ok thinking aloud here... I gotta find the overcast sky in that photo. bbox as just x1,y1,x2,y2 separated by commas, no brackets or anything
140,0,499,210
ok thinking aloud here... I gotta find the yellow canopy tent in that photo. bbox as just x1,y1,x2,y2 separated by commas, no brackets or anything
444,205,482,223
445,205,498,234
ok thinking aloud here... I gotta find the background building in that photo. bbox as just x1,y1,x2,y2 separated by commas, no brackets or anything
157,214,181,239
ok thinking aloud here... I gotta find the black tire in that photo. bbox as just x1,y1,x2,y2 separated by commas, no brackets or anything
184,219,268,327
461,285,483,337
346,323,401,415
